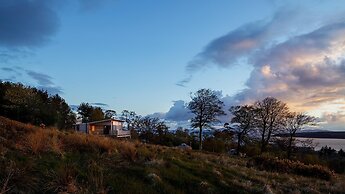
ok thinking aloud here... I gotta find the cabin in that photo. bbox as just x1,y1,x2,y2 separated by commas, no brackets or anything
74,119,131,138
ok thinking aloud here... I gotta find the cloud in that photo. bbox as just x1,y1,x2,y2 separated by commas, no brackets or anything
240,21,345,108
1,67,63,94
149,100,193,123
186,8,302,73
38,85,63,95
165,100,193,122
26,70,54,86
319,111,345,131
0,0,59,48
26,70,63,94
180,6,345,130
176,76,192,87
147,112,166,119
0,0,111,63
91,102,109,107
1,67,15,72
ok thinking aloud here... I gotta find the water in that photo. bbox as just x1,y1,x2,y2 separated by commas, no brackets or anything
296,137,345,151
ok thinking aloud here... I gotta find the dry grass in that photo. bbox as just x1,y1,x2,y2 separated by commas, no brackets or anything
45,163,79,193
1,116,345,193
0,116,36,141
24,128,49,155
116,141,138,162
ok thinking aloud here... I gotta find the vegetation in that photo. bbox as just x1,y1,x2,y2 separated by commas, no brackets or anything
1,116,345,194
248,156,334,180
0,81,75,129
228,105,255,155
1,83,345,193
283,112,315,159
188,89,225,150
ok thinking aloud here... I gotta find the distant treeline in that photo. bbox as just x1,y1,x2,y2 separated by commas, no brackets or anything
0,81,75,129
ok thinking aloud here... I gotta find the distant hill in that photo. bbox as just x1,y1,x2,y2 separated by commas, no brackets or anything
278,131,345,139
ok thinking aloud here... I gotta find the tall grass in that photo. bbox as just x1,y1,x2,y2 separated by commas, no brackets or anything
1,116,345,194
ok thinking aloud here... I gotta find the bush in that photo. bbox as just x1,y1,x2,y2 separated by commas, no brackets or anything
328,159,345,174
248,156,334,180
242,144,261,157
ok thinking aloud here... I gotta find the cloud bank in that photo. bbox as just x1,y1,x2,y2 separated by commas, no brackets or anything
177,8,345,130
0,0,59,48
1,67,63,95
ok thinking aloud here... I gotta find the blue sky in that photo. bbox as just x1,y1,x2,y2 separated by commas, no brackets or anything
2,0,345,130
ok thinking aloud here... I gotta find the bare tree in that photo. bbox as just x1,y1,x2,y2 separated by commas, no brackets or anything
121,110,137,130
188,89,225,150
283,112,315,159
254,97,289,153
105,110,117,119
135,116,168,143
229,105,255,155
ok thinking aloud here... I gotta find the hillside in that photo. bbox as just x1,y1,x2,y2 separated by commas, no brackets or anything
1,117,345,194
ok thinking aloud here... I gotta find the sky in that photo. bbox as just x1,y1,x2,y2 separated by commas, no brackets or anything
1,0,345,130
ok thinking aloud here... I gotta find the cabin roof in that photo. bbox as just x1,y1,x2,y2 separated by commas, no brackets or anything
83,118,125,124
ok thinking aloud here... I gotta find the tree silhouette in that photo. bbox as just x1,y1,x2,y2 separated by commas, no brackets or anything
254,97,289,153
229,105,255,154
105,110,117,119
77,103,93,122
188,89,225,150
283,112,315,159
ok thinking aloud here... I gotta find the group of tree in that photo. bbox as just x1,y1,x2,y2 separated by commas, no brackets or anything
77,103,117,122
188,88,315,159
0,81,76,129
0,81,318,159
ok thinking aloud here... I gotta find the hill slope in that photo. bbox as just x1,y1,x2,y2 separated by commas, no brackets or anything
1,116,345,194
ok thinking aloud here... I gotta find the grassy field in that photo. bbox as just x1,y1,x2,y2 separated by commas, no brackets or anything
1,116,345,194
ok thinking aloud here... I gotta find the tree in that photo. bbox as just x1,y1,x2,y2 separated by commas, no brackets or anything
135,116,168,143
77,103,105,122
229,105,255,154
105,109,117,119
51,94,76,129
254,97,289,153
121,110,137,130
283,112,315,159
89,107,105,122
77,103,93,122
188,89,225,150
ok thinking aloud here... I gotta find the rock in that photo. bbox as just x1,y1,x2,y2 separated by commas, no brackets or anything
147,173,161,185
177,143,192,150
263,184,274,194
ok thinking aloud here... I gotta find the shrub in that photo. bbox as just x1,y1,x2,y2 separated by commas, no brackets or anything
248,156,334,180
328,159,345,174
242,144,261,157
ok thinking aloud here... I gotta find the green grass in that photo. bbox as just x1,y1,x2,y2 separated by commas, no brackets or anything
1,116,345,194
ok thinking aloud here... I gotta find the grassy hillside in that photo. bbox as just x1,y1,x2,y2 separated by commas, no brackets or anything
1,116,345,194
